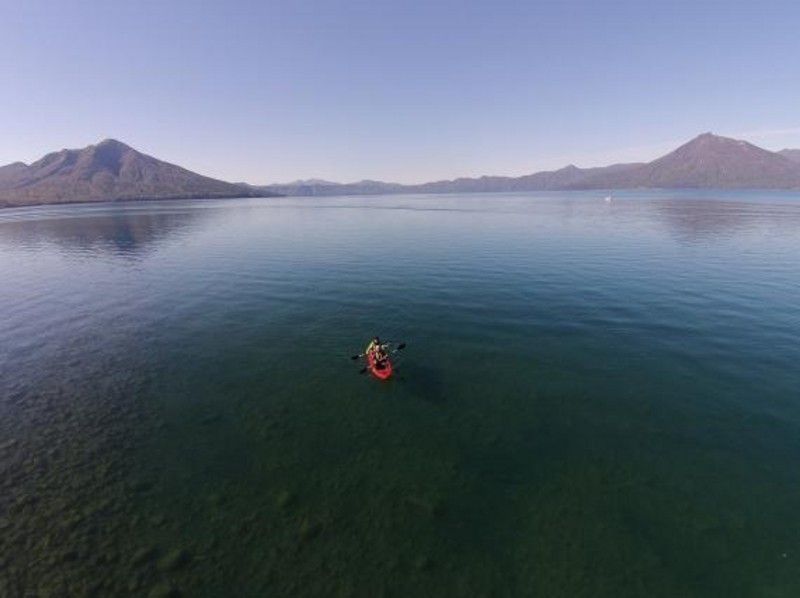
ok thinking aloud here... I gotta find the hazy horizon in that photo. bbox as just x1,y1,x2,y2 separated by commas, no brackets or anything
3,0,800,184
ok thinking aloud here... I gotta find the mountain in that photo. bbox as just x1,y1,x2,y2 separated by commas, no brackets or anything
0,139,277,208
264,179,406,197
261,133,800,196
0,162,29,186
5,133,800,208
413,162,645,193
586,133,800,189
257,163,644,196
778,149,800,163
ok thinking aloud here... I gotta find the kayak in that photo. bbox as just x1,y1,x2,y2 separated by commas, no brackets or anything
366,352,393,380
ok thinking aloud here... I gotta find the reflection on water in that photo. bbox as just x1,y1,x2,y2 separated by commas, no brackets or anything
0,203,211,259
1,191,798,259
1,192,799,597
647,194,800,242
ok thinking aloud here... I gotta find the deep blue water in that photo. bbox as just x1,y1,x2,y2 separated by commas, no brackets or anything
1,190,799,596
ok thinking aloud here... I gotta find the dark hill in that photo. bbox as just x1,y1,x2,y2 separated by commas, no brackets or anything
594,133,800,189
0,139,276,208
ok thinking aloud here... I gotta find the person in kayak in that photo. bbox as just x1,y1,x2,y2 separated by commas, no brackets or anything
365,336,388,369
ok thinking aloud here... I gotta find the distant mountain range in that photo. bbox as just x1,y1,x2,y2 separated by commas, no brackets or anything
0,139,275,208
2,133,800,208
259,133,800,196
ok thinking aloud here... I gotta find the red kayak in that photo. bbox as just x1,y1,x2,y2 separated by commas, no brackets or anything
367,352,393,380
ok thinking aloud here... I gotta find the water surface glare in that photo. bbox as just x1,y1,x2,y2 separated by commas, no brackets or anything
1,191,799,596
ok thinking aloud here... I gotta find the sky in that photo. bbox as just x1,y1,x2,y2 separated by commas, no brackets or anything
1,0,799,184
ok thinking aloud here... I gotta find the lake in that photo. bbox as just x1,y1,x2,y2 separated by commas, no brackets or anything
1,190,799,597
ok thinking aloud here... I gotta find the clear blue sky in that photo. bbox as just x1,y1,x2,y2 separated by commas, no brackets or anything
2,0,799,184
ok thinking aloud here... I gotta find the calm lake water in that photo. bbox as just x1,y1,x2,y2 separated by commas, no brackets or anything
1,191,799,597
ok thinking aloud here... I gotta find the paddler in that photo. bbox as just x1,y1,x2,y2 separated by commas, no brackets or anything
365,336,388,366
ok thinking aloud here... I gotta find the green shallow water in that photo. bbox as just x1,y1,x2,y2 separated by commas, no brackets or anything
1,191,799,596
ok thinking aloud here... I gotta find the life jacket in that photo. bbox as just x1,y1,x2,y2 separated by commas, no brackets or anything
365,340,383,357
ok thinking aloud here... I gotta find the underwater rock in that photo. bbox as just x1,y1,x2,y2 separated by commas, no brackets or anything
15,492,39,508
415,555,433,571
131,546,157,566
299,518,322,542
128,479,153,493
404,495,445,518
238,516,257,536
89,552,106,567
276,490,295,510
0,438,19,451
128,575,144,592
148,582,181,598
200,413,222,425
157,548,191,572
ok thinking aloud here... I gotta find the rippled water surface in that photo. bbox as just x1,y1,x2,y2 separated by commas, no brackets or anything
1,191,799,596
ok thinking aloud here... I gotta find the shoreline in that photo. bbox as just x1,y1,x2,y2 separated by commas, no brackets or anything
0,192,282,211
4,187,800,212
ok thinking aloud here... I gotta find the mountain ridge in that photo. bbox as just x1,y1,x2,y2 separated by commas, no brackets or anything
257,133,800,196
4,133,800,208
0,139,277,208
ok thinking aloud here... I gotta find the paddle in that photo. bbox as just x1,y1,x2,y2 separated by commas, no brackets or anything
351,341,405,360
